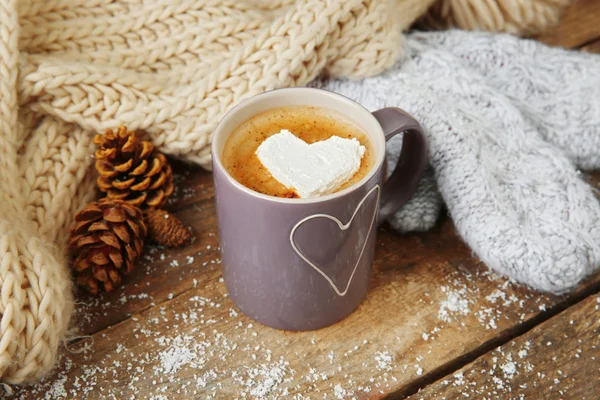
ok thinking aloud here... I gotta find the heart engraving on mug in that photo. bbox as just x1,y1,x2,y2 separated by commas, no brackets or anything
289,185,380,296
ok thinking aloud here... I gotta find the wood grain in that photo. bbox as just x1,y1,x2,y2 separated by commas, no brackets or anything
71,162,600,338
71,195,222,335
535,0,600,48
581,38,600,54
406,293,600,400
13,4,600,398
66,1,600,342
71,166,600,334
19,171,600,399
166,159,215,211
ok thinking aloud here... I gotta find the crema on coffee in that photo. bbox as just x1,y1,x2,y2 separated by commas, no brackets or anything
222,106,376,198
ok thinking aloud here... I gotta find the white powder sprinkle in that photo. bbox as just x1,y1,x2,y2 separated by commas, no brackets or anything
246,358,294,398
333,384,347,399
518,349,528,359
374,351,394,371
438,286,470,322
27,264,554,399
453,372,464,386
500,361,516,378
154,335,207,375
43,375,67,399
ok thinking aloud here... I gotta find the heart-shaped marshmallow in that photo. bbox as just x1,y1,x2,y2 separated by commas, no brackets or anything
255,130,366,198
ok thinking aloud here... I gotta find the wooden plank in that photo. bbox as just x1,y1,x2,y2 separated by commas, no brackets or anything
581,38,600,54
17,174,600,399
17,261,600,399
166,159,214,211
72,193,222,335
70,161,211,334
70,166,600,337
587,170,600,188
65,2,600,341
535,0,600,48
405,293,600,400
14,5,600,397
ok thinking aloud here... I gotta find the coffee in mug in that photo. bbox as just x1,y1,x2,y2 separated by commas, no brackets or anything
222,106,376,198
212,88,428,331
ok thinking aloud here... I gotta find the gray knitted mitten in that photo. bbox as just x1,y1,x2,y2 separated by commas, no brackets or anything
312,30,600,294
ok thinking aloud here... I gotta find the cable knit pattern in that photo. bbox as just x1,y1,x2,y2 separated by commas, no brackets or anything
15,0,439,167
314,30,600,294
0,0,577,384
424,0,572,34
2,0,444,384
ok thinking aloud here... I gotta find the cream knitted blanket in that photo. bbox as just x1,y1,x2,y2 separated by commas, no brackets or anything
0,0,570,385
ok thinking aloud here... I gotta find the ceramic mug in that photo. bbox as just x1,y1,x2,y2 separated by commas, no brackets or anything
212,88,427,331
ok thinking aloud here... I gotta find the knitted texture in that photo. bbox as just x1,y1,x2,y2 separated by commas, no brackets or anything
2,0,441,385
424,0,572,34
0,0,575,384
314,30,600,294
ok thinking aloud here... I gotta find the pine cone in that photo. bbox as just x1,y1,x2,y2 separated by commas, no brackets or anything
145,208,191,247
70,199,147,294
95,126,174,208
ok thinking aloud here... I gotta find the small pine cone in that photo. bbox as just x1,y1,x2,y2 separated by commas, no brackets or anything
145,208,191,248
95,126,174,208
70,199,147,294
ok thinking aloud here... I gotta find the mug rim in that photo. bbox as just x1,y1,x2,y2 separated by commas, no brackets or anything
211,87,385,204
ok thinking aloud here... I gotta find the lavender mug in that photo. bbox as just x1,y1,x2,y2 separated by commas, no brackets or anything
212,88,427,331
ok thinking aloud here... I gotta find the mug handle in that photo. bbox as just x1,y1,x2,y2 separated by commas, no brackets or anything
372,108,428,223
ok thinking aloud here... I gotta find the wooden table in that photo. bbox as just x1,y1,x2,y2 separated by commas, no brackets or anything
16,1,600,399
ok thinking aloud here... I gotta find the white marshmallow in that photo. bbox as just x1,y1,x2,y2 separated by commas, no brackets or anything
256,129,366,198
